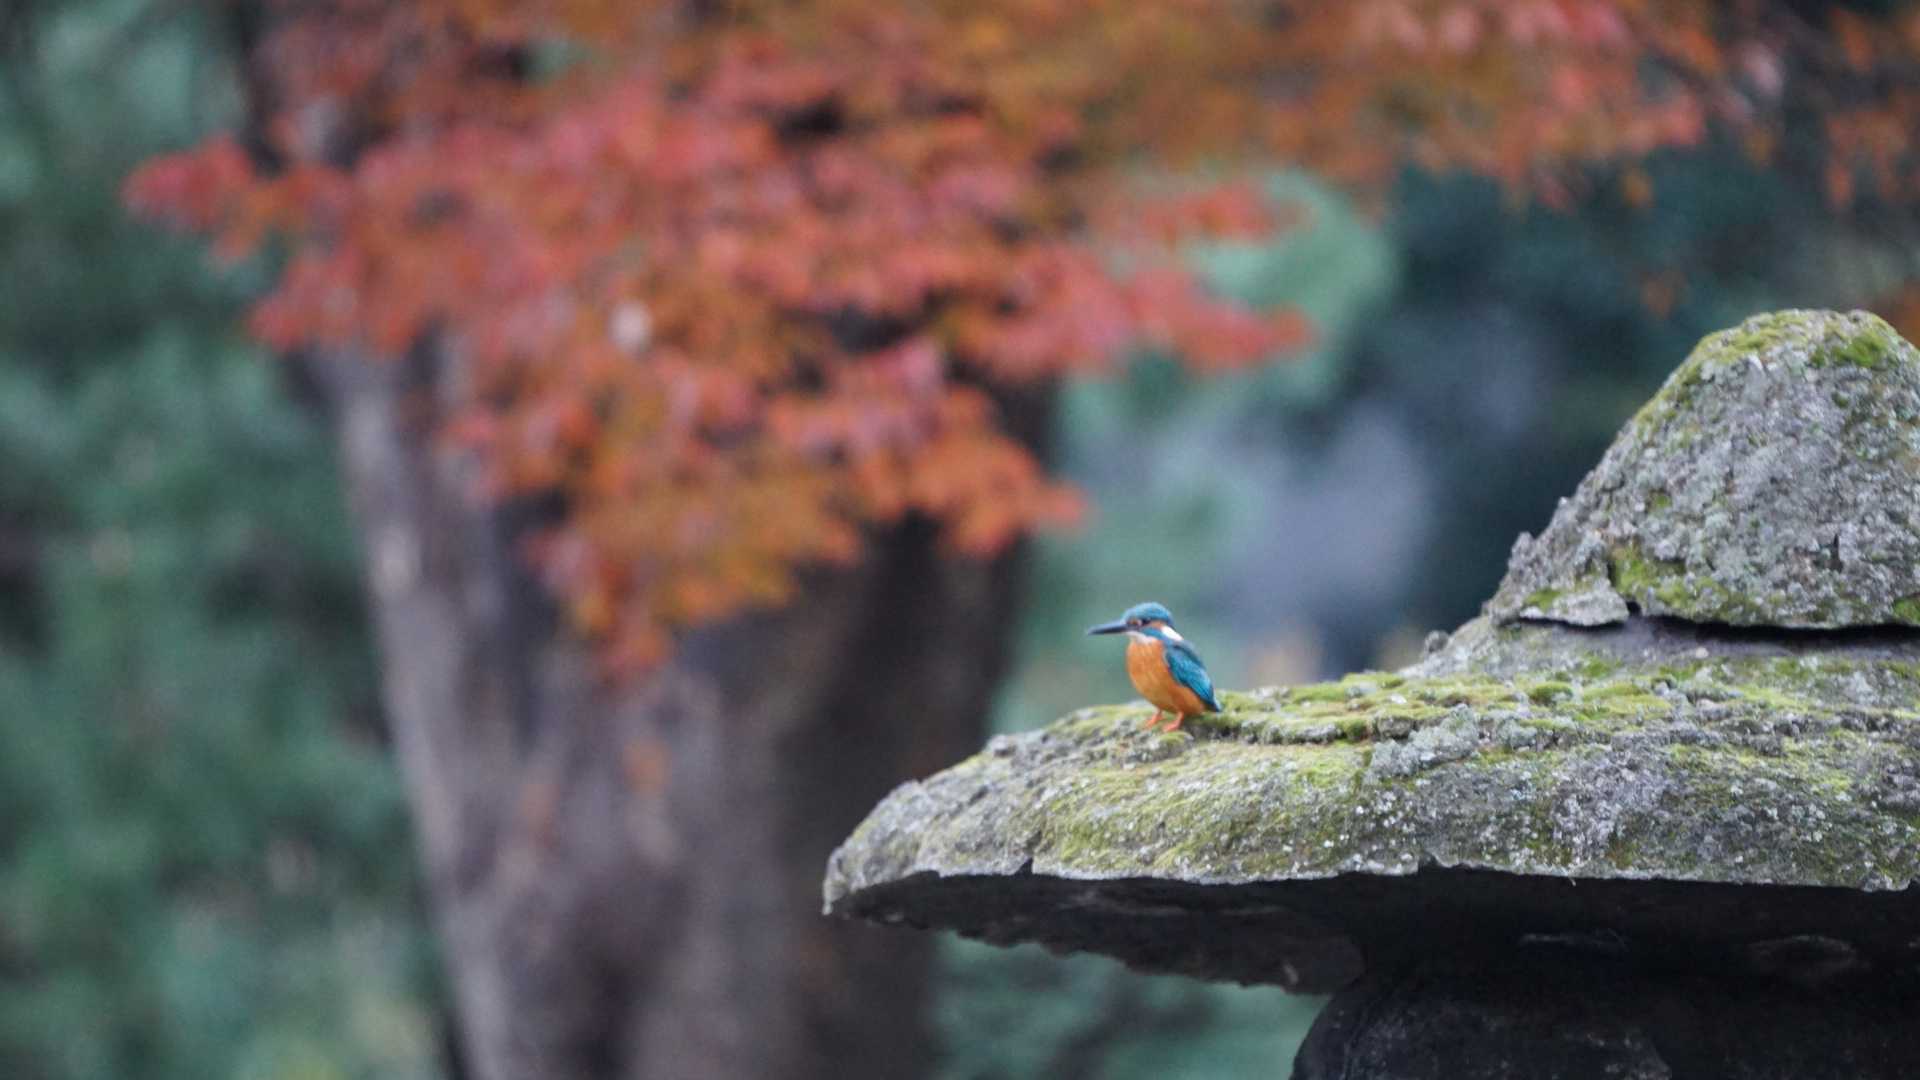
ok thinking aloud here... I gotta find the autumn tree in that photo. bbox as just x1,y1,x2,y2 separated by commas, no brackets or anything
130,2,1920,1078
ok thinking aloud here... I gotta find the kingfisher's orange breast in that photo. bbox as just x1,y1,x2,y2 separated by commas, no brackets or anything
1124,636,1210,716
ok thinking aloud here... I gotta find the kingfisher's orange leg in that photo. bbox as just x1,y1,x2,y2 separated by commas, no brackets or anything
1163,712,1187,733
1142,709,1165,730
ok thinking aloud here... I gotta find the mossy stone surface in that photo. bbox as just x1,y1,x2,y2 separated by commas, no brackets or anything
823,637,1920,987
826,653,1920,906
1486,309,1920,629
823,310,1920,992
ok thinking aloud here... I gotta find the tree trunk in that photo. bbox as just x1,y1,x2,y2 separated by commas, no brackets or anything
316,346,1034,1079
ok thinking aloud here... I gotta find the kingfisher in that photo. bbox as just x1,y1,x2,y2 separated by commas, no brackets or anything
1086,602,1220,733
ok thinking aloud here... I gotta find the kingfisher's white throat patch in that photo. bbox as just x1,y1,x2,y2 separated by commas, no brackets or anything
1159,625,1184,642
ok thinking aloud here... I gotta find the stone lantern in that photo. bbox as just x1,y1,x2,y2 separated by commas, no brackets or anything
823,310,1920,1077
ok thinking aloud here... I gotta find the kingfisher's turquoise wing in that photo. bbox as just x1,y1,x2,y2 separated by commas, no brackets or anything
1164,640,1220,712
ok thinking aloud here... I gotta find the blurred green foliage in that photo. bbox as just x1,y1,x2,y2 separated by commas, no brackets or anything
0,3,441,1077
937,941,1319,1080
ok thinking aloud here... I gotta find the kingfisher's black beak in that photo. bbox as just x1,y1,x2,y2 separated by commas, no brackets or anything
1086,619,1129,636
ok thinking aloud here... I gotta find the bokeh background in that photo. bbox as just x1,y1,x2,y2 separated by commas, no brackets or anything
5,2,1920,1078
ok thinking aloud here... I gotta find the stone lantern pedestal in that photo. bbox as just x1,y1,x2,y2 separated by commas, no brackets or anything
825,311,1920,1078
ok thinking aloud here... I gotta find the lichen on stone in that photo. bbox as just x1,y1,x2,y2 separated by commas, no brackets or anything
1486,309,1920,629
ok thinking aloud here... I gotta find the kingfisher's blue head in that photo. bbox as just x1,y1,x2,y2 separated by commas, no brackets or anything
1086,602,1179,641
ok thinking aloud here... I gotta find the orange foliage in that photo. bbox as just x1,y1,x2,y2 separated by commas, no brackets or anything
127,0,1919,668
